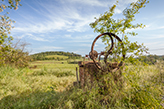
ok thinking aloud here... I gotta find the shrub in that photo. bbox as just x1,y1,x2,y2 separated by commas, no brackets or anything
0,40,30,68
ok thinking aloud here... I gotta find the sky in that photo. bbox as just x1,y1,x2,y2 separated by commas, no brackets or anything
2,0,164,56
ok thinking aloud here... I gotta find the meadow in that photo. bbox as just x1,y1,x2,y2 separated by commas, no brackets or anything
0,58,164,108
45,55,68,60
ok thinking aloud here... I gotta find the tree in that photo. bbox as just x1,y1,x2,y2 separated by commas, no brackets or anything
0,0,21,46
90,0,149,64
0,0,24,66
6,40,30,67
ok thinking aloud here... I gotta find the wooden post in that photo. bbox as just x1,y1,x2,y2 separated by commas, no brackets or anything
76,67,79,85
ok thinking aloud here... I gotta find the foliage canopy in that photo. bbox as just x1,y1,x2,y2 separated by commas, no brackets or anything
90,0,149,64
0,0,29,67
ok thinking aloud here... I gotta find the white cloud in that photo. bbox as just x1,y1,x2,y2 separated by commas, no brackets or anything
125,23,164,33
11,0,99,35
65,34,95,39
136,34,164,40
145,41,161,46
119,0,138,4
78,44,91,47
115,8,122,14
65,35,72,38
65,0,112,7
29,35,49,42
28,45,64,55
12,0,139,35
149,35,164,39
65,0,138,8
15,33,50,41
156,14,164,19
64,39,92,43
144,25,164,31
64,34,96,43
71,50,88,56
13,19,70,34
145,41,164,55
31,46,63,53
41,46,63,50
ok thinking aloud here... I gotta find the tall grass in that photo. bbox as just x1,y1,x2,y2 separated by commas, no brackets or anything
0,66,76,108
0,61,163,108
54,64,163,109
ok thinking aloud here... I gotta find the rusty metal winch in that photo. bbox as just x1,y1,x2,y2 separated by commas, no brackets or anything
74,32,125,88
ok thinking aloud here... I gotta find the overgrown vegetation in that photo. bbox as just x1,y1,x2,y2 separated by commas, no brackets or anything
0,0,164,108
57,64,163,109
0,61,163,108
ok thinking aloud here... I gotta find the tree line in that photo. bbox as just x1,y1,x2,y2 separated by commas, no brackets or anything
30,51,82,61
138,54,164,65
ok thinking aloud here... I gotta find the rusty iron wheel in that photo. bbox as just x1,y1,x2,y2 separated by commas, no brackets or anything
89,33,114,70
89,32,125,71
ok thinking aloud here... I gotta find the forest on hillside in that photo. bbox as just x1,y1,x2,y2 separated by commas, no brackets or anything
30,51,82,61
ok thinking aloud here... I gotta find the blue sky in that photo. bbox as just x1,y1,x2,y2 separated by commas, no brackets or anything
4,0,164,56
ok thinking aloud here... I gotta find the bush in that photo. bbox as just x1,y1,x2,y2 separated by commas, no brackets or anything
0,40,30,68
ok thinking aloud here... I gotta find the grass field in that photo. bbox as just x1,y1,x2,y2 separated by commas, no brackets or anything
0,59,164,108
29,59,79,71
45,55,69,59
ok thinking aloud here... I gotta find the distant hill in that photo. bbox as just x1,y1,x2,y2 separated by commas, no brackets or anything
30,51,81,61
